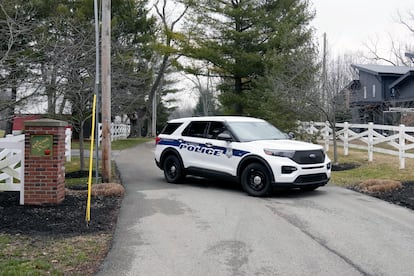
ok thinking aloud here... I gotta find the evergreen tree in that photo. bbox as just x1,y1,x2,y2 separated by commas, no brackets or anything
182,0,317,128
110,0,156,137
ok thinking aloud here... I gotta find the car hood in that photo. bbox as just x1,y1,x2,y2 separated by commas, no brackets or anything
247,139,324,151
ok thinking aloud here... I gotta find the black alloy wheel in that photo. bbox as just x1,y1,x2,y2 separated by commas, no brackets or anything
163,155,183,183
241,163,272,197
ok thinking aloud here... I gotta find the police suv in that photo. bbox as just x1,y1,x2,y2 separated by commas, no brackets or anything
155,116,331,196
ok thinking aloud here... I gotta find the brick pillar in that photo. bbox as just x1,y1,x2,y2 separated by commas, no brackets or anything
24,119,67,205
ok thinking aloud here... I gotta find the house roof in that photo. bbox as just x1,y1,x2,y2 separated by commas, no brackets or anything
351,64,410,76
389,70,414,89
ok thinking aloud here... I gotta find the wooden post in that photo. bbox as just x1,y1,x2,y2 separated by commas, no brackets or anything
344,122,349,156
368,122,374,162
399,124,405,169
101,0,112,182
324,121,330,152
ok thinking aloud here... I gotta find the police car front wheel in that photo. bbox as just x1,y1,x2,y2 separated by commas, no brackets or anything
241,163,272,197
163,155,183,183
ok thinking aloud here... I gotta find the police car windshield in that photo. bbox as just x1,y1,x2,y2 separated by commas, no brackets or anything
227,121,288,141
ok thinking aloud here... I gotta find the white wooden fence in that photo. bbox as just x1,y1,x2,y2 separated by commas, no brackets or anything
65,123,130,159
0,123,129,205
0,135,25,204
0,130,73,205
299,121,414,169
97,123,130,145
65,128,72,161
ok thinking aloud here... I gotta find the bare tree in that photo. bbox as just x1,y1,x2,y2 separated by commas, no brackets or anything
0,2,37,133
305,50,363,164
0,3,18,64
179,65,219,116
364,9,414,66
146,0,189,136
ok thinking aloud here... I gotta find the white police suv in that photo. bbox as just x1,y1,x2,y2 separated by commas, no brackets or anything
155,116,331,196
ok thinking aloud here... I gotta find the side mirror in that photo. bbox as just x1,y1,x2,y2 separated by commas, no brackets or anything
288,132,295,139
217,132,233,142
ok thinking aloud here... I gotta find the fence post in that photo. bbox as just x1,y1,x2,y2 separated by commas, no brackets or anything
399,124,405,169
309,121,314,136
18,138,24,204
65,128,72,162
344,122,349,156
368,122,374,162
111,124,114,141
324,121,330,152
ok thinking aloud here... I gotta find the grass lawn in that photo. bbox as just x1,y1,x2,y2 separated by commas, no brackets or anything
66,137,153,188
0,137,151,276
328,147,414,186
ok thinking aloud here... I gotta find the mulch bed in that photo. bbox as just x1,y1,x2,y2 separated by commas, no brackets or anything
349,181,414,211
0,190,121,236
332,163,414,211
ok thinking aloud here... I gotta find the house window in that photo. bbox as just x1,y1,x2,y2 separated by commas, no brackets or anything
363,86,367,99
372,85,376,98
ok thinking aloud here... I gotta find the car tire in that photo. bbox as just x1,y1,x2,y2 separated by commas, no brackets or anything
163,155,183,183
241,163,272,197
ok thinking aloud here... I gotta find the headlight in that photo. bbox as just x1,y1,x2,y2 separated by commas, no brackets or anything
264,149,295,158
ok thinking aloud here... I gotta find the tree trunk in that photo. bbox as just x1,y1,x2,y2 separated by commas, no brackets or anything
148,55,169,137
146,113,152,137
234,76,243,114
58,93,68,115
79,121,85,171
128,113,142,138
5,86,17,134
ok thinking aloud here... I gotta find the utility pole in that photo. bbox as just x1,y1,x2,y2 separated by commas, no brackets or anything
93,0,100,182
101,0,111,182
322,33,327,112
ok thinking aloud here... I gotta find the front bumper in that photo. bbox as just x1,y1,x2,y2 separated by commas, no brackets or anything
266,156,331,188
272,173,330,188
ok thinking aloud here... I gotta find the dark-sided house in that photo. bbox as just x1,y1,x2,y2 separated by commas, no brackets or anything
346,64,414,125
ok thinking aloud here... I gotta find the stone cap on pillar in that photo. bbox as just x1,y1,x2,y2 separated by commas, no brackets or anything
24,119,68,127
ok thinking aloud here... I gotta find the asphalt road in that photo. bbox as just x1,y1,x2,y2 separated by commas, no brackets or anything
97,142,414,276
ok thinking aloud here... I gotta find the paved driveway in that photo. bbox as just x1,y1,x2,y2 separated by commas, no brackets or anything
97,142,414,276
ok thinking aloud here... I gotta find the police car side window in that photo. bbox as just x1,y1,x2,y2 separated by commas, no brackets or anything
182,122,208,137
207,122,227,139
161,123,182,135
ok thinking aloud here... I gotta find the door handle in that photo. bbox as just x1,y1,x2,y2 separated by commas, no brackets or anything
205,142,213,147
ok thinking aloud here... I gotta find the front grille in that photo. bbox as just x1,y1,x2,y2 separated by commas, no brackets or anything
294,173,328,184
303,165,324,170
291,150,324,164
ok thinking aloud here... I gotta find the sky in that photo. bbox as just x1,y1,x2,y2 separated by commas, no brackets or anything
173,1,414,112
311,0,414,56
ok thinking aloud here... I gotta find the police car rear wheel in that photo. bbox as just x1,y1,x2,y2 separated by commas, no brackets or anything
241,163,272,197
163,155,183,183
